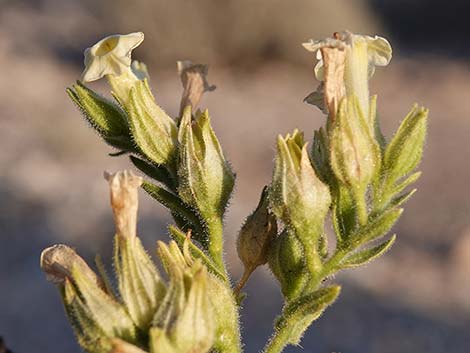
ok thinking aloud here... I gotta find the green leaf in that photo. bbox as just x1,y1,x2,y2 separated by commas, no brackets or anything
383,105,428,183
276,285,341,345
130,155,176,190
392,171,421,196
142,181,207,245
351,208,402,245
389,189,417,209
341,235,396,268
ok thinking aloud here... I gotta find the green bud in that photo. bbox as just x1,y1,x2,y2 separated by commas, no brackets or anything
237,186,277,275
177,108,235,220
128,80,178,166
383,105,428,184
151,242,215,353
268,229,308,301
269,130,331,280
156,240,241,353
67,82,134,152
330,96,380,189
270,130,331,232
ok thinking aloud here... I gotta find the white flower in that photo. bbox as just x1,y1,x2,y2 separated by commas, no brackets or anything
81,32,144,82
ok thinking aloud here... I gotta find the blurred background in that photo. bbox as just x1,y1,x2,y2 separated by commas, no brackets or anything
0,0,469,352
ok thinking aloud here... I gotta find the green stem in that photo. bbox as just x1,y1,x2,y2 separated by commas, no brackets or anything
206,216,227,276
264,248,349,353
263,323,294,353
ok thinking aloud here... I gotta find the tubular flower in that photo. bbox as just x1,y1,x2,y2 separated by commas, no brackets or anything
81,32,144,83
303,31,392,119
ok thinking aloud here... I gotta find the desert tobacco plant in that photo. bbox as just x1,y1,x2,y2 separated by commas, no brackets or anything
40,30,428,353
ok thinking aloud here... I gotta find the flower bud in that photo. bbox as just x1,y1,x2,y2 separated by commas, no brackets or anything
270,130,331,234
268,230,308,300
156,240,241,353
237,187,277,274
177,108,235,220
152,243,215,353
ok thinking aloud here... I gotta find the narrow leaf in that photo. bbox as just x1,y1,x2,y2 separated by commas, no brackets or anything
142,181,207,245
341,235,396,268
277,286,341,345
384,105,428,182
351,208,402,245
130,155,176,190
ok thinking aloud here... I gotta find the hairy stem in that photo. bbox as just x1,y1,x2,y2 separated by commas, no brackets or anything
206,216,227,276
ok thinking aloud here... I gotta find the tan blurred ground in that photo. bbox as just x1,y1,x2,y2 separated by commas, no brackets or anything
0,1,469,353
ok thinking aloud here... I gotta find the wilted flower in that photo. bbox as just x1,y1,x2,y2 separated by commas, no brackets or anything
177,60,216,117
303,31,392,120
104,170,143,239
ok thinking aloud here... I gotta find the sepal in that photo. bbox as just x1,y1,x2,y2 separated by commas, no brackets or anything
127,80,178,166
177,108,235,220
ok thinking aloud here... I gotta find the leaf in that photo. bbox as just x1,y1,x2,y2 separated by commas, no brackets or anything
389,189,417,209
341,235,396,268
351,208,402,245
383,105,428,183
130,155,176,190
276,285,341,345
142,182,207,245
392,171,421,196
